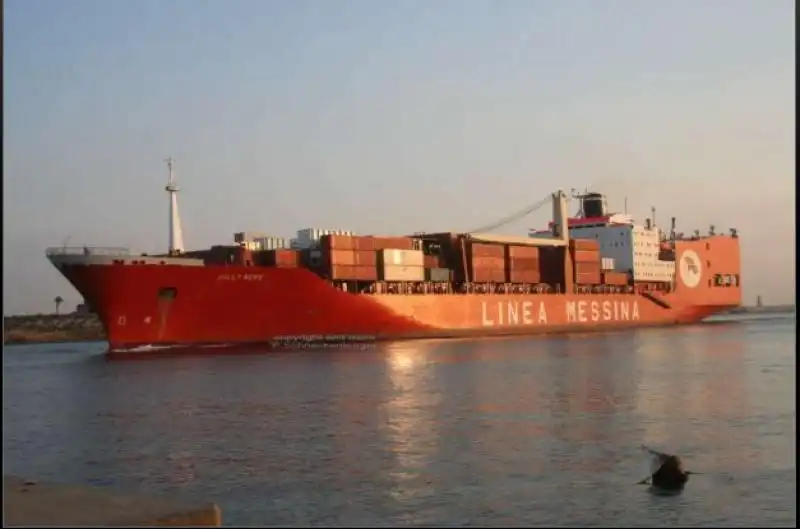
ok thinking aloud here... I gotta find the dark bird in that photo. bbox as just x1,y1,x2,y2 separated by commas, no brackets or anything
638,445,700,492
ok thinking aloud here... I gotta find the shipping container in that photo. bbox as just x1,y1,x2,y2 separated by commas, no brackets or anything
381,265,425,282
571,249,601,263
507,257,539,271
353,250,377,267
569,238,600,251
470,256,505,269
329,264,377,281
507,245,540,258
260,249,301,268
320,234,355,251
378,237,419,251
601,257,615,271
575,272,602,285
574,262,602,274
354,236,375,251
423,254,439,268
353,266,378,281
425,267,452,282
468,242,505,258
471,268,506,283
379,249,424,267
509,270,542,284
602,271,628,286
327,250,356,266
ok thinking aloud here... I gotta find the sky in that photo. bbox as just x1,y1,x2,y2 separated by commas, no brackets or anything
3,0,795,314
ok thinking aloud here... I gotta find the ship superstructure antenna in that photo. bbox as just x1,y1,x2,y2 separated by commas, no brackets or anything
165,157,185,255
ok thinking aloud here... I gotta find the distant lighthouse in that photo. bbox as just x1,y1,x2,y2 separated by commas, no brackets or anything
165,157,185,255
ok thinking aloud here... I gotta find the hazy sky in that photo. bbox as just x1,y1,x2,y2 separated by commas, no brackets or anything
3,0,795,314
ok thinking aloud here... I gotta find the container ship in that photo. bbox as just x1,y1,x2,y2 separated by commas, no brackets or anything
47,160,742,353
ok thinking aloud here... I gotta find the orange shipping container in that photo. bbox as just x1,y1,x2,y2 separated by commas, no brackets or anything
353,250,377,266
571,249,600,263
469,242,505,258
329,264,377,281
508,245,540,258
320,234,355,251
471,256,505,269
569,239,600,251
507,257,539,271
602,271,628,286
472,268,506,283
574,261,602,273
369,237,416,251
264,249,300,268
509,270,541,283
326,250,356,266
353,236,374,251
575,272,602,285
423,254,438,268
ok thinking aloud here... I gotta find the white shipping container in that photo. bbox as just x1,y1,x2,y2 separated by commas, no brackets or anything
382,265,425,282
381,249,424,267
601,257,615,271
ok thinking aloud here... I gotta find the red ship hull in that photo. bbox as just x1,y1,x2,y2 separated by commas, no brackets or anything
49,237,741,353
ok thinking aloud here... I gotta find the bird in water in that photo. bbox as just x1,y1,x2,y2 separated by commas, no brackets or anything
638,445,700,492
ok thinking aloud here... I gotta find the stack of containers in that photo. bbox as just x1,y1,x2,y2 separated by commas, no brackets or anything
318,234,377,280
467,242,506,283
570,239,602,285
505,245,541,283
377,248,425,281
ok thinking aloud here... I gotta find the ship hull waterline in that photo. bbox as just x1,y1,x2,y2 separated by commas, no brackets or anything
54,262,738,356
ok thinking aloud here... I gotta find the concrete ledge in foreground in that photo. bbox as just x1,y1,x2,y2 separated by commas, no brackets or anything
3,476,221,527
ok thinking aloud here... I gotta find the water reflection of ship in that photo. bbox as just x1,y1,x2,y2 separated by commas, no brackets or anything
380,342,441,505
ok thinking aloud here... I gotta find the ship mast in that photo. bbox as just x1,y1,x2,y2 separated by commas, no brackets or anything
165,157,185,255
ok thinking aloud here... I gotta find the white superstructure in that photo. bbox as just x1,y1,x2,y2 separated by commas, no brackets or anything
528,192,676,283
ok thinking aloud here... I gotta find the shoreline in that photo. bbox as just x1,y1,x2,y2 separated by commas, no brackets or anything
3,314,105,346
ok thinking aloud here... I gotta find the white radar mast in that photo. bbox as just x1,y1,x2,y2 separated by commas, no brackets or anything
165,157,185,255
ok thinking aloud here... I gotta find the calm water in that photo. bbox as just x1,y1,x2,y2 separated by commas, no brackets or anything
3,314,796,527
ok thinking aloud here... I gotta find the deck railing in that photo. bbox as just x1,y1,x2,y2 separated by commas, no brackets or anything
46,246,131,257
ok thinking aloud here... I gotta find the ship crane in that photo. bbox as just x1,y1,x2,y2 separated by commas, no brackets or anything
466,190,570,248
467,195,552,233
165,157,185,255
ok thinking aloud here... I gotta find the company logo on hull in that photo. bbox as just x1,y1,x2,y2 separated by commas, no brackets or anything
679,250,702,288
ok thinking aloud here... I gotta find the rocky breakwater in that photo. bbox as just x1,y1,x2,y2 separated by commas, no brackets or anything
3,313,105,345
